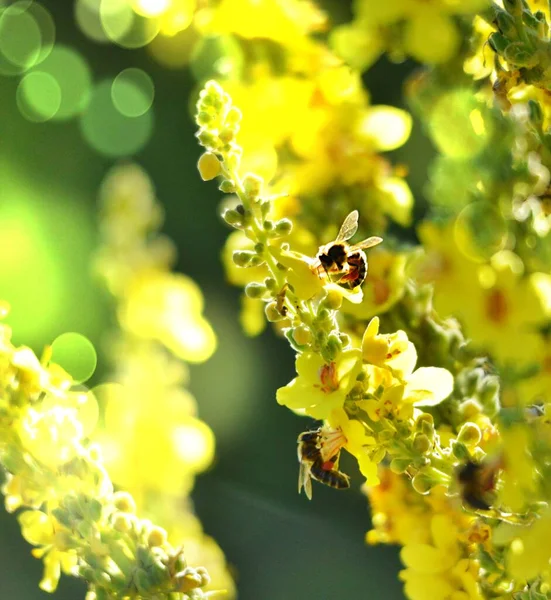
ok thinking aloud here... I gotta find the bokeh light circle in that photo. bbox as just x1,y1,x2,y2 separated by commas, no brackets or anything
454,203,508,262
26,2,56,64
75,0,111,43
100,0,160,48
80,79,154,157
50,332,98,384
30,46,92,120
16,71,62,122
111,68,154,117
0,4,42,75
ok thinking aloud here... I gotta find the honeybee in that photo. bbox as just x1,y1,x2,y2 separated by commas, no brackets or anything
457,456,503,511
315,210,382,289
297,428,350,500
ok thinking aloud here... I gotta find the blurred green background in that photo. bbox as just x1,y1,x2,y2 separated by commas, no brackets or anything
0,1,434,598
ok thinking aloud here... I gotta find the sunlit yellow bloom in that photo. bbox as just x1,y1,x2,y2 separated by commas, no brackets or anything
272,247,324,301
96,349,215,500
18,406,83,469
289,100,411,200
360,381,411,422
460,251,551,366
463,16,495,80
120,272,216,363
276,349,362,419
362,316,417,377
506,506,551,582
19,510,78,592
196,0,326,51
416,221,478,320
400,514,483,600
499,425,538,512
516,335,551,405
341,0,488,66
327,407,379,484
345,250,408,319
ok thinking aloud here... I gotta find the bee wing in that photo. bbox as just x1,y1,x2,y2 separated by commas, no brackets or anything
335,210,359,242
298,462,313,500
349,236,383,251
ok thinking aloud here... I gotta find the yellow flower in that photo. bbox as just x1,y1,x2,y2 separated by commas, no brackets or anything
361,316,417,377
272,247,324,301
400,514,483,600
276,348,362,419
506,507,551,582
120,272,217,363
460,252,551,366
348,0,488,65
416,220,478,321
345,249,408,319
196,0,326,50
19,510,78,592
499,425,538,512
360,380,407,422
96,349,215,500
18,405,83,469
516,334,551,405
327,407,379,484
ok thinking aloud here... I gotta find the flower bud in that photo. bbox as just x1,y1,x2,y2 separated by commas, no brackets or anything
414,413,434,435
219,127,235,144
459,398,482,420
243,174,263,200
390,458,411,474
198,152,221,181
264,277,276,291
225,150,241,171
496,10,517,37
265,301,284,322
293,325,312,346
488,32,510,54
504,42,535,67
232,250,254,267
223,208,244,228
196,111,213,126
147,526,168,548
196,129,219,150
325,333,342,361
411,470,433,495
113,513,133,533
273,218,292,236
219,179,236,194
452,441,470,460
225,106,242,126
263,219,274,231
413,433,432,454
245,282,266,299
177,566,210,592
339,333,351,348
322,289,343,310
503,0,522,16
458,422,482,447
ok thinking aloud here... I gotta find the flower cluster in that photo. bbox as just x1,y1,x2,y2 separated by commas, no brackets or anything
193,78,551,597
0,304,216,598
94,163,234,597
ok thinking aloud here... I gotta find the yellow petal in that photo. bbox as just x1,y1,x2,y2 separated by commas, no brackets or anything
359,107,412,152
406,367,454,407
405,12,460,64
272,248,323,300
18,510,54,546
401,544,454,574
377,177,414,226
